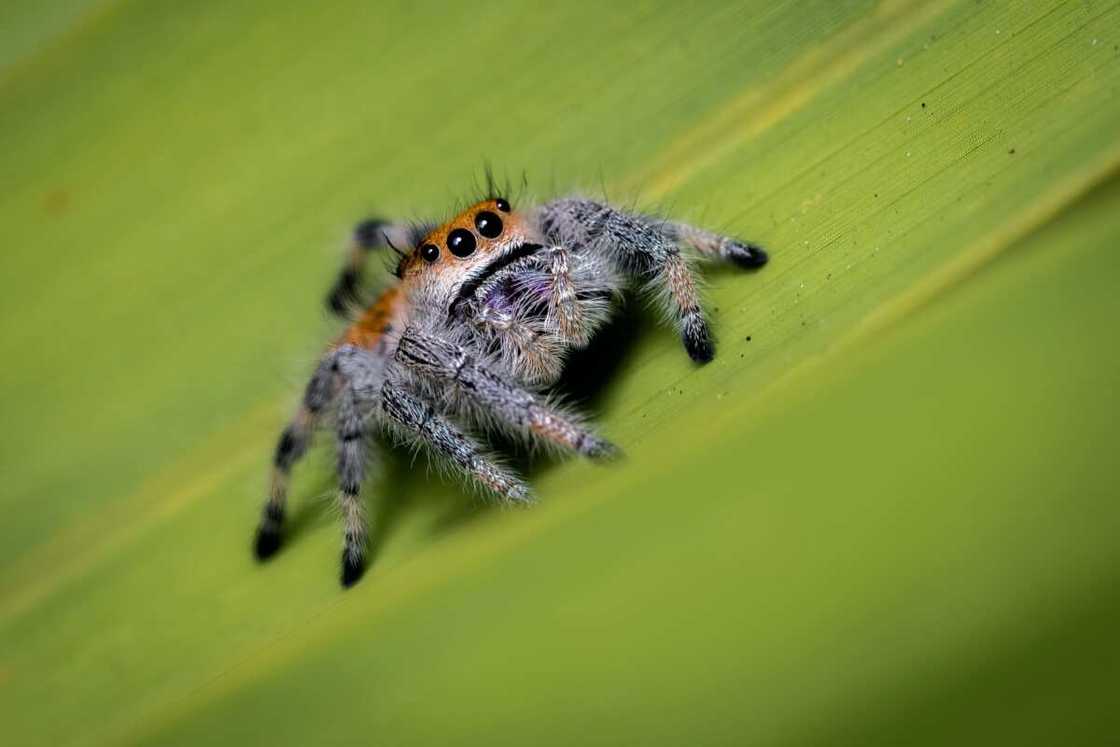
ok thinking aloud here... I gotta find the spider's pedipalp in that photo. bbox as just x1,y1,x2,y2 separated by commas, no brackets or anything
544,245,586,344
473,305,562,385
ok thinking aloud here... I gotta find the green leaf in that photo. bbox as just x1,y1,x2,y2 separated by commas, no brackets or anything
1,1,1118,745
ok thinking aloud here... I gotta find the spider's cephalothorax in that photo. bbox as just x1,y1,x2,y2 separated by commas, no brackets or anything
257,194,768,586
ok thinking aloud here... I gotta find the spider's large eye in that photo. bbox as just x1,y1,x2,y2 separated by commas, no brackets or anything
420,243,440,263
495,198,511,213
474,211,503,239
447,228,477,258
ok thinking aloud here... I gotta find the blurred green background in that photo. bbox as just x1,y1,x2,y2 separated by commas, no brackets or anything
2,1,1119,745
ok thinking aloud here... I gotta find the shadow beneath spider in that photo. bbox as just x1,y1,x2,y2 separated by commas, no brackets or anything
283,481,333,539
555,301,649,411
279,446,450,565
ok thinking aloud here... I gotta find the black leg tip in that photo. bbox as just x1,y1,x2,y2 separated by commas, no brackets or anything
727,242,769,269
353,218,388,249
586,438,623,462
341,553,366,588
687,339,715,363
254,526,282,561
325,268,360,316
326,289,348,315
684,324,715,364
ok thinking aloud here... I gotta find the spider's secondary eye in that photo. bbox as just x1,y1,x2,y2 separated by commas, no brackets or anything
495,198,511,213
474,211,503,239
420,243,440,263
447,228,477,258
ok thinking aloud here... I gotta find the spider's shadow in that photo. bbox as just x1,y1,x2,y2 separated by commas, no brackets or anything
281,304,650,558
281,444,435,567
555,302,647,411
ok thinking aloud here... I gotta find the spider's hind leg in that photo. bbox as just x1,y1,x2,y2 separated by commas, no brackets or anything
256,346,385,588
255,356,340,560
326,219,432,316
334,383,377,587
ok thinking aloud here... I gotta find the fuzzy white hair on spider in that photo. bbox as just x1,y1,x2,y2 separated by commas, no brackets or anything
256,191,768,587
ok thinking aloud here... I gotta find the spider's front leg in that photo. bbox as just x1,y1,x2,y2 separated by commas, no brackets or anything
666,221,768,269
539,199,767,363
395,329,617,459
326,218,433,316
380,380,530,502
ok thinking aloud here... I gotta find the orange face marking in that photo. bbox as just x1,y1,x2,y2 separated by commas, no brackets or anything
337,285,405,350
397,198,534,284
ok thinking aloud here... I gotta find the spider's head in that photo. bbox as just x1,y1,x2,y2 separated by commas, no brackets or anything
397,197,544,317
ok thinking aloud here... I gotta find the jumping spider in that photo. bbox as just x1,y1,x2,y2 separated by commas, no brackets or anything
255,194,768,586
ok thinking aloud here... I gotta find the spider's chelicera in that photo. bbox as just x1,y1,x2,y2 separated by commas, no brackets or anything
260,194,769,587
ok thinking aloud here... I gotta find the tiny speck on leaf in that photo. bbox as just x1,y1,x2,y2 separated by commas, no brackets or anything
921,102,926,108
1008,148,1016,155
745,336,752,342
